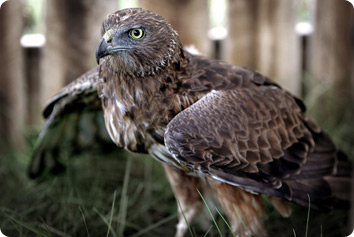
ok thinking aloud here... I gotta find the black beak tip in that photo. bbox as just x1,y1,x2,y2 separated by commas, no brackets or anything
95,38,109,65
95,51,101,65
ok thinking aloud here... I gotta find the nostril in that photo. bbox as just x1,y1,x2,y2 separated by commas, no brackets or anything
103,29,114,43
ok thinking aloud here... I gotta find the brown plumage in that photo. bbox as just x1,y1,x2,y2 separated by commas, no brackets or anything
31,8,351,236
29,68,117,177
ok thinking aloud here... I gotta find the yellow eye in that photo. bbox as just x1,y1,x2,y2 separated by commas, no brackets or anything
129,28,145,39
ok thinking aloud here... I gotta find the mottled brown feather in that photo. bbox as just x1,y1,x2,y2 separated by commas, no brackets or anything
31,7,352,236
95,8,351,211
165,83,350,209
29,67,115,178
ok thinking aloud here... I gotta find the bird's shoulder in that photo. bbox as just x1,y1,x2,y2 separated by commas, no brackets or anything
182,51,306,112
184,51,277,93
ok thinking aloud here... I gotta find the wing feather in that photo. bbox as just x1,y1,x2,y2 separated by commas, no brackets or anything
165,83,351,210
29,67,116,178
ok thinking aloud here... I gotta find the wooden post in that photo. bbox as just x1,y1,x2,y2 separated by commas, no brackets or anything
40,0,118,106
138,0,211,55
225,0,259,68
308,0,354,93
0,0,25,149
307,1,353,231
23,44,42,127
308,1,354,231
226,0,301,96
257,0,301,96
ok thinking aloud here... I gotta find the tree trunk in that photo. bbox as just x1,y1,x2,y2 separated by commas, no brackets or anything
308,0,354,93
226,0,301,96
40,0,118,106
308,2,354,229
0,0,25,149
225,0,259,68
24,45,42,127
138,0,211,55
257,0,301,96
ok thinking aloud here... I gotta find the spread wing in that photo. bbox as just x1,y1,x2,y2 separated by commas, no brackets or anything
165,72,351,210
29,67,116,178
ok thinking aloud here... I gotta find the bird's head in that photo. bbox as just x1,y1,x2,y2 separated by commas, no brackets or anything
96,8,182,77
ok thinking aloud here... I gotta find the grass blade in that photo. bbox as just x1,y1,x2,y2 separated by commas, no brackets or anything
232,204,251,236
107,190,117,237
6,217,47,237
202,225,213,237
215,207,236,237
117,158,132,235
37,223,71,237
196,189,222,236
79,206,90,237
93,208,109,226
176,196,194,237
130,213,177,237
305,194,311,237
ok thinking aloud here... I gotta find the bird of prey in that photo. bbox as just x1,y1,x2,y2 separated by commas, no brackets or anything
30,8,352,237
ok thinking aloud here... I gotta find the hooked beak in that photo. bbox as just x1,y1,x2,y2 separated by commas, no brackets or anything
95,38,110,64
95,38,130,64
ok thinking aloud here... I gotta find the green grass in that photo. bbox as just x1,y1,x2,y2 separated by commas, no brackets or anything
0,124,352,237
0,146,178,236
24,0,44,34
303,73,354,159
0,142,233,236
0,73,352,236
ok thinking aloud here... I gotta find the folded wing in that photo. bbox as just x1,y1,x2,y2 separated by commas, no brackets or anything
165,84,351,210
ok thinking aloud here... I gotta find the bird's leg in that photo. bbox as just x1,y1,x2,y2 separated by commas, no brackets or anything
163,165,203,237
207,178,267,237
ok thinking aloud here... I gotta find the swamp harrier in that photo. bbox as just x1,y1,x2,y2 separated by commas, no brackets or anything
30,8,352,236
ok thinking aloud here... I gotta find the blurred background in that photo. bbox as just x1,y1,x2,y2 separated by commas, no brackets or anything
0,0,353,236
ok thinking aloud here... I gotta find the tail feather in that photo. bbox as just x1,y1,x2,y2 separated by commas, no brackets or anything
325,151,352,205
284,126,352,210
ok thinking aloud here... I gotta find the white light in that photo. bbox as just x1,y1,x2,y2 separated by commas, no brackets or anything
346,0,354,8
208,26,228,41
295,22,314,36
0,228,8,237
20,34,46,48
346,229,354,237
0,0,8,9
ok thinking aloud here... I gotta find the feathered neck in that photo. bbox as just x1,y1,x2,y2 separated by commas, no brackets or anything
100,47,192,107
